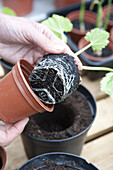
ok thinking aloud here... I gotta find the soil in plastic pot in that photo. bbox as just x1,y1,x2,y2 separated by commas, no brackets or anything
24,91,93,140
72,19,95,31
110,14,113,21
84,46,113,80
30,160,84,169
18,153,98,170
85,46,112,59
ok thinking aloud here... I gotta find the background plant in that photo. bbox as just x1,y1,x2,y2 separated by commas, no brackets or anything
90,0,112,30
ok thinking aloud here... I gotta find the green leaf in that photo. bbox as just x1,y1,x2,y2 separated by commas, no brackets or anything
42,14,73,43
100,72,113,95
85,28,109,51
1,7,16,16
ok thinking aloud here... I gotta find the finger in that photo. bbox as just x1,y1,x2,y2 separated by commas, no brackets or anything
63,45,83,71
0,124,13,131
0,117,29,147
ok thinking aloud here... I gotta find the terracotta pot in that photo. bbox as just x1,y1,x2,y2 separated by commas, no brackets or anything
66,11,97,45
0,147,6,170
0,59,54,124
2,0,33,16
102,4,113,32
110,27,113,43
55,0,81,8
78,37,113,61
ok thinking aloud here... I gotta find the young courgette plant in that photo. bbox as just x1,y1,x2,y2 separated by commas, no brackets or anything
42,14,113,96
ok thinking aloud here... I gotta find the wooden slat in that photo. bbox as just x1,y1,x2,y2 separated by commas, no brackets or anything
81,132,113,170
4,132,113,170
4,136,28,170
82,76,108,100
86,96,113,141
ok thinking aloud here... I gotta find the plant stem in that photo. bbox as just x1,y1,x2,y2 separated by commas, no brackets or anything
103,0,112,30
96,2,102,28
79,0,85,31
75,43,92,56
82,65,113,72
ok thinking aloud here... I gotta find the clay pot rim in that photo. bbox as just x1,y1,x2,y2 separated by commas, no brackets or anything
0,146,6,170
110,27,113,43
78,37,113,61
102,4,113,25
23,84,96,143
66,10,97,35
17,59,54,112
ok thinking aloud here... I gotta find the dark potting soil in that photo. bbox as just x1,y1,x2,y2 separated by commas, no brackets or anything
110,14,113,21
24,91,93,140
85,46,112,58
29,53,79,104
30,160,85,170
72,19,95,30
0,158,2,169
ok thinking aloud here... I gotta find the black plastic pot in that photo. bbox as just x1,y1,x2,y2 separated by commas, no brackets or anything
68,36,113,80
18,152,98,170
0,147,6,170
21,85,96,159
0,59,14,75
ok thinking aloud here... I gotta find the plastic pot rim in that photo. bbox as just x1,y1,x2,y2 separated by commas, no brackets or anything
18,152,98,170
0,58,14,70
23,84,97,143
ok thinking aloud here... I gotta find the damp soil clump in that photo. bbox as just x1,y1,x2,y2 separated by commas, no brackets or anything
24,91,93,140
29,53,80,104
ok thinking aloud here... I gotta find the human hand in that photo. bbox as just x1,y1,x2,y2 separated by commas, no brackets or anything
0,117,29,147
0,14,82,70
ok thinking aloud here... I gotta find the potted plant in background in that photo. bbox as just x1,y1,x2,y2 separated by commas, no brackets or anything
18,152,98,169
2,0,33,16
66,0,97,44
77,0,113,80
0,146,6,170
102,0,113,31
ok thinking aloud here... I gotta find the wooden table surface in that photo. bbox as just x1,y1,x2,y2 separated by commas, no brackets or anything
0,65,113,170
